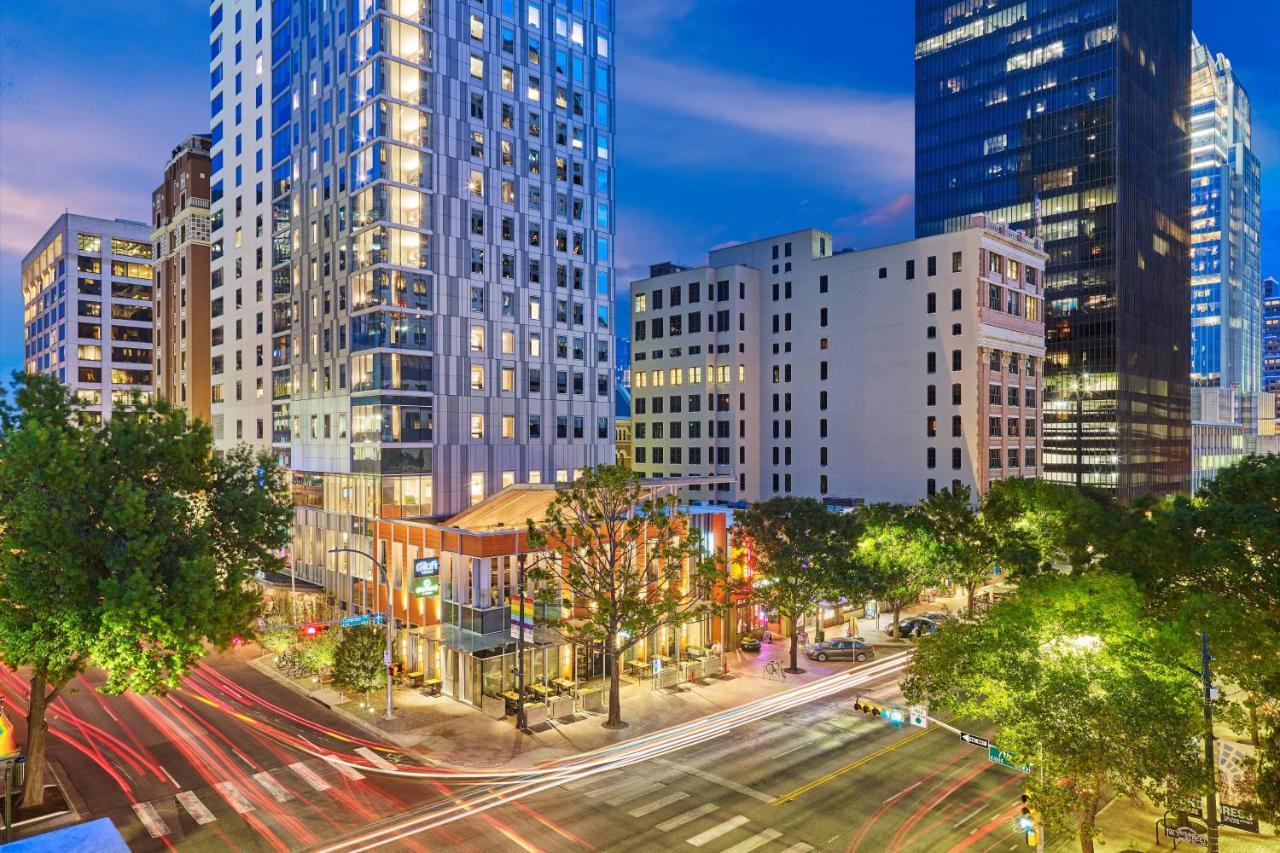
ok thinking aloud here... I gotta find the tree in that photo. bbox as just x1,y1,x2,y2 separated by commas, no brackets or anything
296,628,341,678
980,477,1116,575
526,465,720,729
903,572,1208,853
731,497,848,673
855,505,940,636
0,374,290,807
330,624,386,706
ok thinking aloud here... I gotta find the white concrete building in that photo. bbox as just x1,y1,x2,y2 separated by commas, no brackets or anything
629,219,1047,506
22,213,155,421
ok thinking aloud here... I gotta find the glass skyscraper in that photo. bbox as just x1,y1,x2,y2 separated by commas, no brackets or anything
1264,277,1280,393
915,0,1192,499
1189,34,1262,393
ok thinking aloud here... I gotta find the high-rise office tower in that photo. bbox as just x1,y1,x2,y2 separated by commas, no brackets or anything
211,1,616,598
915,0,1192,499
1264,277,1280,393
210,2,276,452
1189,34,1263,393
152,134,215,423
21,213,155,422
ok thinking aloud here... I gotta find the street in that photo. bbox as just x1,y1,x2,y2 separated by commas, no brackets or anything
4,648,1037,852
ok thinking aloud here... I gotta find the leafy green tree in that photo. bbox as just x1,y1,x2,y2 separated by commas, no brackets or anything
296,628,341,678
731,497,849,673
0,374,290,807
331,624,386,705
526,465,721,729
914,486,998,618
980,477,1116,575
856,505,940,636
903,572,1208,853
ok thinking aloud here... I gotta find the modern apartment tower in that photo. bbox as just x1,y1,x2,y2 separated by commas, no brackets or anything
915,0,1192,499
1189,34,1263,393
1264,277,1280,393
21,213,155,422
209,1,275,452
211,1,616,598
152,134,215,423
629,222,1047,506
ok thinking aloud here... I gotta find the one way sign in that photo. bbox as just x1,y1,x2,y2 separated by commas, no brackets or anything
959,731,990,749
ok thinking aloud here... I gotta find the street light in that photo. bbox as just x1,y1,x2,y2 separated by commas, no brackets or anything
330,546,395,721
1064,371,1090,489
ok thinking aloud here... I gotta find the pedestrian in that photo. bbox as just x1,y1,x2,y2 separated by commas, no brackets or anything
911,624,922,640
762,627,772,644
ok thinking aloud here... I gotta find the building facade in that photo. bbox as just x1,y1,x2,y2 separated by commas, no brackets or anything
1263,277,1280,392
209,1,617,611
915,0,1192,499
152,134,214,423
1189,34,1263,393
628,222,1047,506
1190,386,1280,493
21,214,155,421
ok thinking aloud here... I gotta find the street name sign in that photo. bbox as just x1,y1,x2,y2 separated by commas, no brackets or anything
988,745,1031,773
1164,826,1208,846
339,614,384,628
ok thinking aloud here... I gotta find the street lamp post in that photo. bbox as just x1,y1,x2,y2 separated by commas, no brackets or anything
329,546,395,721
515,551,528,731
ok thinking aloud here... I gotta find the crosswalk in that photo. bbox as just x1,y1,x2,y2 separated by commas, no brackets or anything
128,755,368,841
562,769,818,852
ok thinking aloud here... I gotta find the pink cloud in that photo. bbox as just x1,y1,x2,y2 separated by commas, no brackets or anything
860,192,915,225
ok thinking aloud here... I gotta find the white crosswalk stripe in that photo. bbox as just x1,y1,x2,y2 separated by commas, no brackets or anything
176,791,217,825
779,843,815,853
322,754,366,781
253,770,293,803
290,761,333,792
602,780,666,806
214,780,255,814
655,802,719,833
686,814,750,847
133,802,171,838
627,790,690,817
722,828,783,853
563,771,620,791
355,746,397,770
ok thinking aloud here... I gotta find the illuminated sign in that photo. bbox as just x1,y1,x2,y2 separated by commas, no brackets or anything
411,557,439,597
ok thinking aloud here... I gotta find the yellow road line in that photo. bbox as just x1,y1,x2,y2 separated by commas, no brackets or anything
771,723,942,804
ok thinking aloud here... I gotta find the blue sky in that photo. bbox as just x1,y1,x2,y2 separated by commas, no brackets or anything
0,0,1276,378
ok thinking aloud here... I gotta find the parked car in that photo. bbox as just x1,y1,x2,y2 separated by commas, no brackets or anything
739,634,762,652
894,617,941,638
921,610,953,622
804,638,875,662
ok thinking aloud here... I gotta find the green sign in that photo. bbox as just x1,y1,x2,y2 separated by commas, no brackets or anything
988,745,1031,773
412,557,439,598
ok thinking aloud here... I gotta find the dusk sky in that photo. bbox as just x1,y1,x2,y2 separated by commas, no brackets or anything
1,1,1277,379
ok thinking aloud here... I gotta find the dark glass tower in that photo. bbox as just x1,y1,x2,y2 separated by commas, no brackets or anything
915,0,1191,499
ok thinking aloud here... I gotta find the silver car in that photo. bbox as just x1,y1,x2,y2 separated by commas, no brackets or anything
804,638,875,663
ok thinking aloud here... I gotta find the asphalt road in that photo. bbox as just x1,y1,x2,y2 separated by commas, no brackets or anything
6,649,1035,852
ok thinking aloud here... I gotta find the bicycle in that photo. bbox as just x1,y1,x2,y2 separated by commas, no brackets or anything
763,660,786,680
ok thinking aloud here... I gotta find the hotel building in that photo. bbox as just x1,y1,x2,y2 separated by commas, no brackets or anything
152,134,215,422
628,221,1047,506
21,213,155,421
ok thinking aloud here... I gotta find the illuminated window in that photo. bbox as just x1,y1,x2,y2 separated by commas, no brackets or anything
502,415,515,438
501,329,515,354
470,365,485,390
470,472,485,505
502,470,516,488
468,170,484,196
501,367,515,392
470,325,485,351
469,14,484,40
470,414,485,438
470,55,485,79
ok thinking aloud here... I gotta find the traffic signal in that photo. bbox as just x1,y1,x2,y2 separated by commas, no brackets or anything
1019,793,1041,846
299,623,326,637
853,697,906,726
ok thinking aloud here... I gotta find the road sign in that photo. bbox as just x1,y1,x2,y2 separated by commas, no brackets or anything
383,650,392,666
988,745,1031,773
1220,803,1259,833
959,731,989,749
340,613,384,628
1164,825,1208,846
909,706,928,728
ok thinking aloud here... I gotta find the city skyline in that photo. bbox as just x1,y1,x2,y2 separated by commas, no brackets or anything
2,0,1276,383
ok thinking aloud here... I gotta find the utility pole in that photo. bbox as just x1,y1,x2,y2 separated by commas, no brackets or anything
516,551,528,731
1201,631,1219,853
329,546,395,721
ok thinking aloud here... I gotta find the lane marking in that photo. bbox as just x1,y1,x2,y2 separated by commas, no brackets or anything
655,802,719,833
133,802,171,838
655,759,774,804
160,765,181,789
722,828,782,853
772,723,941,804
564,771,619,791
176,791,217,825
254,770,294,803
322,754,366,781
214,781,256,814
627,791,690,818
954,803,986,828
686,814,750,847
603,780,665,806
355,746,396,770
883,780,924,803
291,761,333,792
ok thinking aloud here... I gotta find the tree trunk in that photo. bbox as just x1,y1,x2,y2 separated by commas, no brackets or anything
785,627,803,674
1249,703,1260,747
966,580,978,619
21,673,53,810
604,647,626,729
1077,794,1101,853
891,603,902,638
1077,823,1094,853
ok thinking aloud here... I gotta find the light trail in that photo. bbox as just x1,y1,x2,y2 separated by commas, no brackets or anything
303,651,915,851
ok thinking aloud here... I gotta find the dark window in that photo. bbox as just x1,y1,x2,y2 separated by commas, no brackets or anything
905,259,915,280
952,288,962,310
927,352,937,373
927,384,936,406
927,447,936,469
878,267,887,279
819,275,828,293
927,292,936,313
927,256,937,276
952,447,962,469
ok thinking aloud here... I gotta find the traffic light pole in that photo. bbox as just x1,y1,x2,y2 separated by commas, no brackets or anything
516,551,528,732
1201,631,1219,853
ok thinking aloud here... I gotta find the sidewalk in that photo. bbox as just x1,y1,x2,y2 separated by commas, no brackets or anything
1058,794,1276,852
252,634,909,770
